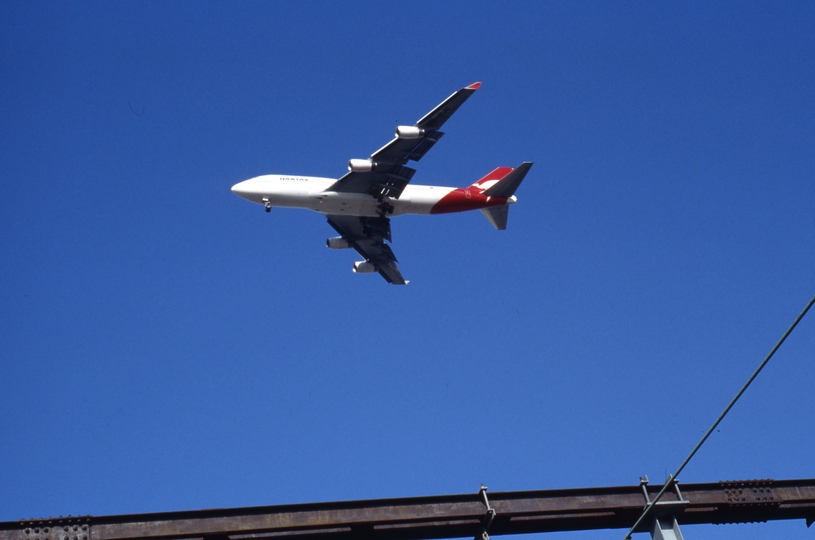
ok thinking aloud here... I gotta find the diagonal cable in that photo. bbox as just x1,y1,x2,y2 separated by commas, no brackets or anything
623,292,815,540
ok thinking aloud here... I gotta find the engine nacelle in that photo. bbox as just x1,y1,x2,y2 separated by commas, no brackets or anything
326,237,350,250
353,260,377,274
348,159,375,172
395,126,425,139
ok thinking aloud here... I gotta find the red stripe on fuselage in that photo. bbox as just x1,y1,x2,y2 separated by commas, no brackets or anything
430,187,507,214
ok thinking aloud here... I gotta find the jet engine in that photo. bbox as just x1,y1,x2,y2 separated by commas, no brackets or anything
348,159,377,172
326,237,351,249
395,126,425,139
353,260,377,274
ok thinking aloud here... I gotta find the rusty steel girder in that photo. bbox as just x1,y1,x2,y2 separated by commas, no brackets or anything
2,478,813,540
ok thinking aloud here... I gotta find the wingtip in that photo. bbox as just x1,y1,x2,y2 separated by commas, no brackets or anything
466,82,482,90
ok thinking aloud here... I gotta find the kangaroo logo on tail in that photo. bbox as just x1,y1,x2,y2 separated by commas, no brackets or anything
470,167,515,192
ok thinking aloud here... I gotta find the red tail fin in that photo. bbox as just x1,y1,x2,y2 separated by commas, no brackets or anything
483,162,533,198
469,167,513,191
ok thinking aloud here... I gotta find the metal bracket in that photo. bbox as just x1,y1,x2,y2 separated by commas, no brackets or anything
476,485,496,540
640,476,688,540
640,475,689,516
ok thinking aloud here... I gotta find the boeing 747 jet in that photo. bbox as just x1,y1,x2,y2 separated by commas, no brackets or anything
231,82,532,284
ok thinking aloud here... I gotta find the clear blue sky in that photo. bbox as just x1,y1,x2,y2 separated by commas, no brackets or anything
1,2,813,539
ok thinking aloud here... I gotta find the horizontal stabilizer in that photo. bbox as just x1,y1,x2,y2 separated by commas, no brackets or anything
483,162,533,199
481,205,509,230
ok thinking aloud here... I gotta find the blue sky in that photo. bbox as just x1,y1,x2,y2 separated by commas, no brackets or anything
1,2,814,539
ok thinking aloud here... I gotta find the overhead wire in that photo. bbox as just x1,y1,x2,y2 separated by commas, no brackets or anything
622,292,815,540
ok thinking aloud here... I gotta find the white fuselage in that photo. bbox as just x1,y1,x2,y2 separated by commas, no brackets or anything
231,175,516,217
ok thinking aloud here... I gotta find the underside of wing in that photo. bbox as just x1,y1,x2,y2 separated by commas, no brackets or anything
327,215,407,285
327,82,482,199
329,164,417,201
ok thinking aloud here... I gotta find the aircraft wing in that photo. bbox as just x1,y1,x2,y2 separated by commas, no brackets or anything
327,215,407,285
327,82,482,199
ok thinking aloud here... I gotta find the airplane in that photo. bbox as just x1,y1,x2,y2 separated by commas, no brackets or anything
231,82,532,285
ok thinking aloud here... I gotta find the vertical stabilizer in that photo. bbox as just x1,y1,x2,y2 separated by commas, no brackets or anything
482,162,533,198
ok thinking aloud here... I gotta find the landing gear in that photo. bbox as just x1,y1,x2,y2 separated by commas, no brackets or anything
262,198,272,213
376,201,395,215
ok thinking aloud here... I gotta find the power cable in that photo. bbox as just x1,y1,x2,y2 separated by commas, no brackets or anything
623,292,815,540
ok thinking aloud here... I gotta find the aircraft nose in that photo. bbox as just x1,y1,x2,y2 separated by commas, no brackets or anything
231,180,252,199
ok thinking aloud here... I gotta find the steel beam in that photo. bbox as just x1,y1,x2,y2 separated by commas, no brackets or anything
2,479,813,540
